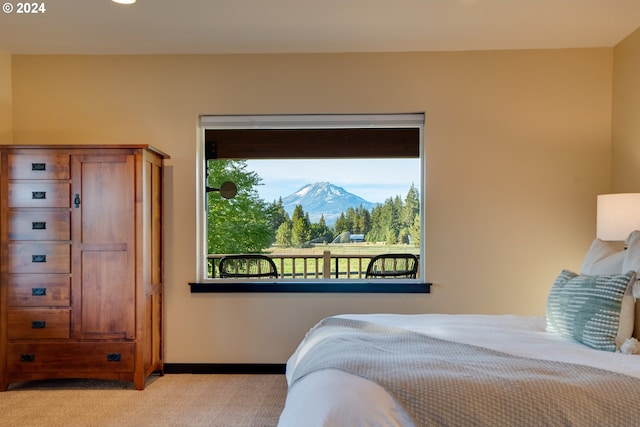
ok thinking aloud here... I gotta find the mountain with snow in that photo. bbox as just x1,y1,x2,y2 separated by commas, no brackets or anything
282,182,377,225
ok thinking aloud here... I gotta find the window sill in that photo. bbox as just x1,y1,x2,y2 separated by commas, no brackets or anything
188,281,431,293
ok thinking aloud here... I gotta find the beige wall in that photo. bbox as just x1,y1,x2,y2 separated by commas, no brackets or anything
613,28,640,192
10,49,613,363
0,50,11,144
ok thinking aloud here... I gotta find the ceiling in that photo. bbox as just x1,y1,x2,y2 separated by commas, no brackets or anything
0,0,639,55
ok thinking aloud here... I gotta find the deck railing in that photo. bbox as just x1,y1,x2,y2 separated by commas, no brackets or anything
206,251,419,279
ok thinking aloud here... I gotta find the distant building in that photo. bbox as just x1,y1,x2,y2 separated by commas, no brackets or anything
331,231,365,243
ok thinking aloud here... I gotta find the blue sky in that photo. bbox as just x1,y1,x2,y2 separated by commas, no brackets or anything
246,159,420,203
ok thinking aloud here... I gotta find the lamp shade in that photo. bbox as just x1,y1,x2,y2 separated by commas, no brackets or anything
596,193,640,241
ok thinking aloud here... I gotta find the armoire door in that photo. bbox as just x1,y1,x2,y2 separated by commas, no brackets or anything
70,154,136,340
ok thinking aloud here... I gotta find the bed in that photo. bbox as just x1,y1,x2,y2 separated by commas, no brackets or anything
278,232,640,426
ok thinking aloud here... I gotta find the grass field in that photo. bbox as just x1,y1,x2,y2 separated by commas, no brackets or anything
265,243,419,278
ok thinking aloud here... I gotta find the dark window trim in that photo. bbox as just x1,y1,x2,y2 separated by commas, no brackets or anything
189,281,431,293
206,128,419,159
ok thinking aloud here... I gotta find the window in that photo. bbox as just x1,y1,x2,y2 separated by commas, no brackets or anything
191,114,429,293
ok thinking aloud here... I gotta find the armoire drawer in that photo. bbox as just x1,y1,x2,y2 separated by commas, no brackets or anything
8,154,70,180
8,243,70,274
6,342,135,373
7,211,71,241
8,183,70,208
7,309,70,340
7,274,70,307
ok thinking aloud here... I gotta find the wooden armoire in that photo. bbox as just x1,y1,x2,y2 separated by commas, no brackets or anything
0,145,168,390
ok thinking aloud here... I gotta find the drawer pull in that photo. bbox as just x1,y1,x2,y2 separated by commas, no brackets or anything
32,255,47,263
31,162,46,171
106,353,121,362
32,287,47,296
31,320,46,329
20,354,35,362
32,191,47,200
32,221,47,230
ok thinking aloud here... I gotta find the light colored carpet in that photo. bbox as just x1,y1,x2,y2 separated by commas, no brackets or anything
0,374,287,427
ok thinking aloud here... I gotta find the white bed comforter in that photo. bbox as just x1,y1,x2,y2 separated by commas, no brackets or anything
278,313,640,427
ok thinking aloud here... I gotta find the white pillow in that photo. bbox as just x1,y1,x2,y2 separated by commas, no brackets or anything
622,230,640,298
622,231,640,341
580,235,634,348
580,238,624,275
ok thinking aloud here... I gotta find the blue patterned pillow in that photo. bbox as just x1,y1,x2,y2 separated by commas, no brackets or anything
546,270,635,352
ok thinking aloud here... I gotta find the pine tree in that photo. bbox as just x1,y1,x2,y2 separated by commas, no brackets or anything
402,184,420,229
310,214,333,243
355,204,371,235
291,204,311,246
275,220,293,246
267,197,290,241
409,213,421,246
334,212,348,234
399,184,420,244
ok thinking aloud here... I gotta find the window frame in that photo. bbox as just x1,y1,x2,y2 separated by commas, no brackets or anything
190,113,430,293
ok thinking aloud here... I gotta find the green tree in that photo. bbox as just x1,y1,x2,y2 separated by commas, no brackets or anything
355,204,372,235
367,197,397,243
389,195,403,243
409,213,421,246
291,204,311,246
310,215,333,243
267,197,290,241
275,219,293,246
366,204,384,242
206,159,272,254
402,184,420,245
348,207,358,231
402,184,420,228
334,212,348,234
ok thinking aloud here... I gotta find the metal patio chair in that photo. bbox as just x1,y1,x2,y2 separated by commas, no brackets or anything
365,253,418,279
218,254,279,279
